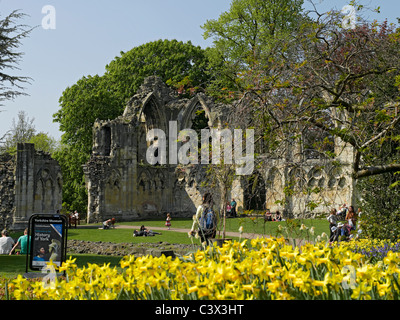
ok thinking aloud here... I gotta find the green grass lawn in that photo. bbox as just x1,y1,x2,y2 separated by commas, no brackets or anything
219,216,330,237
0,254,123,279
67,227,195,244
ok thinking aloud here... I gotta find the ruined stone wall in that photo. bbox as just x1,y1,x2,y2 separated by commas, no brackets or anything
0,153,16,229
84,76,355,223
84,77,225,223
84,154,210,223
258,158,354,218
0,143,62,231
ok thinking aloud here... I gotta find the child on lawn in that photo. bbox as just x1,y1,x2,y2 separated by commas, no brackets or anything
165,213,171,230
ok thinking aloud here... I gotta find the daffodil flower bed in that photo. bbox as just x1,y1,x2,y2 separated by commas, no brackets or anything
5,237,400,300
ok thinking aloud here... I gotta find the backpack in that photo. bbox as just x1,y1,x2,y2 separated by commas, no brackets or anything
200,206,216,231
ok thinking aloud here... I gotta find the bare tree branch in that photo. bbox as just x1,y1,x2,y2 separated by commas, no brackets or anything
354,164,400,179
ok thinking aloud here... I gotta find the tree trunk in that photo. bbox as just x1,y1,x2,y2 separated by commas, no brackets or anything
353,164,400,179
220,184,228,239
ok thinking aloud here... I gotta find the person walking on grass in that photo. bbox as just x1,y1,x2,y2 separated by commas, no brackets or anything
190,192,217,245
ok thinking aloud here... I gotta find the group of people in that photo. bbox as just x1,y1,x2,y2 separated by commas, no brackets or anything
327,204,362,242
264,209,283,222
226,199,237,217
68,210,80,228
131,213,171,237
133,225,162,237
0,228,30,255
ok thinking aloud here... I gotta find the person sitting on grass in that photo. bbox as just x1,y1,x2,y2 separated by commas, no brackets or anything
264,209,272,222
0,229,15,255
9,228,30,255
331,222,351,242
133,225,161,237
101,218,116,229
345,205,357,230
275,211,282,221
327,208,338,240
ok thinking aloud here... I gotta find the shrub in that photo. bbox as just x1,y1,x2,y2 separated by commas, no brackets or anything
358,173,400,241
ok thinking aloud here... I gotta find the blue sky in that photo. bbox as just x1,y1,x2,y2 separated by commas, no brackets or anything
0,0,398,141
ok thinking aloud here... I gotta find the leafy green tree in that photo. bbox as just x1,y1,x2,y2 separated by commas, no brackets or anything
2,110,36,154
0,10,32,147
1,110,58,155
53,144,88,214
202,0,306,99
202,0,400,236
358,172,400,241
0,10,33,105
53,39,211,212
28,132,58,154
106,39,210,98
54,75,120,156
205,1,400,177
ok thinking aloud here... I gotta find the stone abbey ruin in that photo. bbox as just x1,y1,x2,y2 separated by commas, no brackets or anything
0,76,357,229
0,143,62,230
83,76,356,223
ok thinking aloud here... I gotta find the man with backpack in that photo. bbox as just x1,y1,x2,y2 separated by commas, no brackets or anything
189,192,217,245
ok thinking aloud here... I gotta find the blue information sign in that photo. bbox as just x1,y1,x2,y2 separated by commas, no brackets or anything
26,214,68,272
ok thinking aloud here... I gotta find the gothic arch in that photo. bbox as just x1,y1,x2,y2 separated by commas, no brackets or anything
137,93,168,162
307,166,327,188
178,95,214,131
154,169,165,190
288,167,307,191
34,177,54,213
327,166,343,189
138,92,168,132
244,170,266,211
138,169,152,192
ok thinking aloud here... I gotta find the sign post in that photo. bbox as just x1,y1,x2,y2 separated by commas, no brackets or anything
25,214,68,277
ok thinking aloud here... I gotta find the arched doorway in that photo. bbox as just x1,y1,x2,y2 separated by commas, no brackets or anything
244,172,266,211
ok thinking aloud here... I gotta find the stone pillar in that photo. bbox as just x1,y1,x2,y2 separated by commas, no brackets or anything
231,177,244,213
13,143,35,229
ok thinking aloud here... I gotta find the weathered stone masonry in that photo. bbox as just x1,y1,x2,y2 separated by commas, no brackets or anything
0,152,15,229
84,76,357,223
0,143,62,230
83,76,230,223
